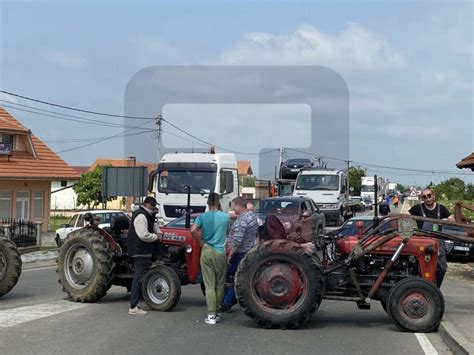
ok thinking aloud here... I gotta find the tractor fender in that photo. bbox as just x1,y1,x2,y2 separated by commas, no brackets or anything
85,225,119,253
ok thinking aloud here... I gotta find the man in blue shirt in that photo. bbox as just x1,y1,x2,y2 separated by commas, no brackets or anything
223,197,258,312
191,192,229,325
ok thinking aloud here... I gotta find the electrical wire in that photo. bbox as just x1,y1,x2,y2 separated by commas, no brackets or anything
285,148,472,176
0,102,154,131
56,120,153,154
0,91,154,120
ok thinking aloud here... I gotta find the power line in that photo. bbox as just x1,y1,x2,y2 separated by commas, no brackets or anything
162,119,279,156
56,120,153,154
0,90,154,120
285,148,471,176
0,101,154,131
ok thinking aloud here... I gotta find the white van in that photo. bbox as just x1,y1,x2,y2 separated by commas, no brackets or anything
293,169,348,226
151,153,239,224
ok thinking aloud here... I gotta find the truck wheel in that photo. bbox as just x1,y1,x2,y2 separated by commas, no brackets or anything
0,237,22,297
142,265,181,311
387,278,444,332
235,240,324,329
57,228,114,302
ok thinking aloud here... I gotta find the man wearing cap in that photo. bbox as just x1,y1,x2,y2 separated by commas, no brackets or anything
127,196,163,315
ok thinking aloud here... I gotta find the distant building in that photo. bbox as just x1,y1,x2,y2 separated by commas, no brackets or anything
0,107,80,231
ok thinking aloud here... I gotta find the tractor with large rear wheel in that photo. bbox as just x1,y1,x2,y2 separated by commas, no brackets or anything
57,215,201,311
235,214,474,332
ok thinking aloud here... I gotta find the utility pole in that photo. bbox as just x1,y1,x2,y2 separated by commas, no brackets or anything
278,147,284,179
346,160,350,197
156,114,163,162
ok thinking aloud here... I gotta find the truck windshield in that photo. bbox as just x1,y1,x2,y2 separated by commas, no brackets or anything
295,174,339,191
158,170,216,194
361,185,375,192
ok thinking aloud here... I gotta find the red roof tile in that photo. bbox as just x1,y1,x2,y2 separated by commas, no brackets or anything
457,153,474,171
0,107,81,180
237,160,253,176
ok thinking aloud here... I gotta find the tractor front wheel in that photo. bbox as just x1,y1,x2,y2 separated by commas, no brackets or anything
142,265,181,311
235,240,323,329
387,278,444,332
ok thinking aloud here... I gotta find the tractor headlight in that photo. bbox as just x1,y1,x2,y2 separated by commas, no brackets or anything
185,245,193,253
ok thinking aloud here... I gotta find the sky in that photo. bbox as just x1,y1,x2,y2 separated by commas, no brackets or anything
0,0,472,187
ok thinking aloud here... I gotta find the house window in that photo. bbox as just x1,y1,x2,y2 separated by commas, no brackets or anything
16,191,29,220
60,181,67,187
0,134,14,144
34,191,44,219
0,190,12,218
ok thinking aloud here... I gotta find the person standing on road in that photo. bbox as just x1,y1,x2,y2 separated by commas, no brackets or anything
409,188,453,287
379,199,391,216
127,196,163,315
191,193,229,325
393,195,399,209
223,197,259,312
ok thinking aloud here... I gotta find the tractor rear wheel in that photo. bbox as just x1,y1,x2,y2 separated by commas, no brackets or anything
57,228,115,302
0,237,22,297
235,240,323,329
387,278,444,332
142,265,181,311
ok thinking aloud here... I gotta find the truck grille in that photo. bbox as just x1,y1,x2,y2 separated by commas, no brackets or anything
163,205,206,218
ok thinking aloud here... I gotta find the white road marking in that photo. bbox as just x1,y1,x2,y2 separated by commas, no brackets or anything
0,300,90,328
415,333,439,355
23,265,57,272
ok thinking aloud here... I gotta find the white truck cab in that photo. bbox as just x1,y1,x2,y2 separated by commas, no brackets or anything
293,169,348,225
151,153,239,224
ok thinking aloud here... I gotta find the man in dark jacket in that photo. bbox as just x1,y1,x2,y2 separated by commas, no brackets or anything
128,196,163,315
409,188,453,287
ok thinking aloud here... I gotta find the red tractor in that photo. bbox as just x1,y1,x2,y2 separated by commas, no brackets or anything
235,214,474,332
57,213,235,310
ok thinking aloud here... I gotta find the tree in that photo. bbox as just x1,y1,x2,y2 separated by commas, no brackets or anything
396,183,406,192
348,166,365,196
433,178,466,201
73,166,113,209
242,175,256,188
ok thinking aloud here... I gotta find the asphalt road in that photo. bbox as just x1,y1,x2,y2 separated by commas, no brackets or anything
0,267,452,355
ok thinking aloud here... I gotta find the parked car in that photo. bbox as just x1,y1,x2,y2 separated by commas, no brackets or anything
55,210,129,247
255,197,325,242
280,158,313,179
349,196,366,212
363,196,373,210
441,224,474,262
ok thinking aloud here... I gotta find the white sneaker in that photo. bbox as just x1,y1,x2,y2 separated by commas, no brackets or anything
204,314,217,325
215,314,222,323
129,306,148,315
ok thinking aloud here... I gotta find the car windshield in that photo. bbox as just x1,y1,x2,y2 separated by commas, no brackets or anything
256,200,300,214
158,170,216,194
361,185,375,192
295,174,339,191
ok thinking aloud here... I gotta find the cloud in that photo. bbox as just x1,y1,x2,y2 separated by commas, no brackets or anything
222,23,405,71
43,51,86,69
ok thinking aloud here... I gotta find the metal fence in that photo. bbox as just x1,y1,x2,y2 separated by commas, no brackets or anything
0,218,39,247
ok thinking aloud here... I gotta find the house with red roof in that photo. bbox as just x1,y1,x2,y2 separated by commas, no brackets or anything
0,107,80,231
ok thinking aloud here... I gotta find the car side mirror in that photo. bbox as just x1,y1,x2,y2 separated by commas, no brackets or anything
301,211,311,218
